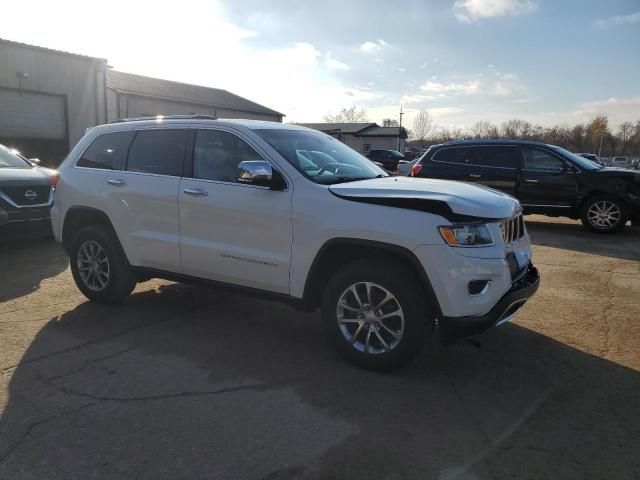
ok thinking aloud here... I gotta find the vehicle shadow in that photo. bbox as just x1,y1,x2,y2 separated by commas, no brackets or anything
1,283,638,479
526,216,640,262
0,238,68,303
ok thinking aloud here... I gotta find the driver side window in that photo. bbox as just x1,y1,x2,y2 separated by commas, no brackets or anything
522,147,564,172
193,130,265,183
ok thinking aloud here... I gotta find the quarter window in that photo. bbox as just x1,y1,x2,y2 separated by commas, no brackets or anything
126,129,187,176
77,131,134,170
522,147,564,172
193,130,265,183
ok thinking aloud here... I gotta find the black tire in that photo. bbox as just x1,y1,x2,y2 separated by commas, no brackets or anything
321,259,434,372
580,195,628,233
69,225,136,303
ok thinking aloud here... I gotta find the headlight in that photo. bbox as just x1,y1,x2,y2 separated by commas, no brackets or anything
438,224,494,247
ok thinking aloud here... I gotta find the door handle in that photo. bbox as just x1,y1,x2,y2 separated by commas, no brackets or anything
183,187,208,197
525,179,539,183
107,179,125,186
469,173,482,178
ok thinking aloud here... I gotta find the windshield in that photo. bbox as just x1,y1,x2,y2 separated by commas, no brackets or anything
0,144,31,168
552,146,601,170
254,128,387,184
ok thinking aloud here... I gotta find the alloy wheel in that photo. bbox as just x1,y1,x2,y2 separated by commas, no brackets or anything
77,240,110,291
587,200,621,229
336,282,405,354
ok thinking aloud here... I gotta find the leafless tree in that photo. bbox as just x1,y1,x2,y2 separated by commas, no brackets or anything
382,118,399,127
471,120,492,138
412,109,433,148
501,119,532,139
324,106,369,123
618,122,634,154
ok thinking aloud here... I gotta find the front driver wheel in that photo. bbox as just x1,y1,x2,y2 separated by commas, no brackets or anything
321,260,433,372
580,195,628,233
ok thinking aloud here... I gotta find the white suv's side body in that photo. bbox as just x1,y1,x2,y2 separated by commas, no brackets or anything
52,117,539,371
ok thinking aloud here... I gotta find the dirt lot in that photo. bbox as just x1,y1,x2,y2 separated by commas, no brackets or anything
1,215,639,479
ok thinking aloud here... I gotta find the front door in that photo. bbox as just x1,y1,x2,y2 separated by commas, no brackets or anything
518,146,578,207
179,128,293,294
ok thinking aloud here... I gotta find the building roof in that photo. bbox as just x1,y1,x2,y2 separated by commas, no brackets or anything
295,123,376,134
357,126,402,137
296,122,403,137
0,38,107,62
106,70,283,117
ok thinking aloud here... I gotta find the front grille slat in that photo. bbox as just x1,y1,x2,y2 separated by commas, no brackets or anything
502,213,525,245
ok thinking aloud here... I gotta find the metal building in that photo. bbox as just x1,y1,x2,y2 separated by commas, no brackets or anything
0,39,108,165
0,38,284,166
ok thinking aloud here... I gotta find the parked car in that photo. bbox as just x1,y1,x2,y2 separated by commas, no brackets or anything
366,149,405,171
51,116,539,371
578,153,604,166
0,143,58,241
403,146,422,161
396,158,419,176
411,140,640,233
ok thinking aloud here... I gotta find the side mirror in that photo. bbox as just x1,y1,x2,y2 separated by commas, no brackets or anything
237,160,286,190
561,163,576,174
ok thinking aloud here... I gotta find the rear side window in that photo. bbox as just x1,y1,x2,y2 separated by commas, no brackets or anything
77,131,134,170
433,146,516,168
475,146,517,168
126,129,187,176
193,130,264,183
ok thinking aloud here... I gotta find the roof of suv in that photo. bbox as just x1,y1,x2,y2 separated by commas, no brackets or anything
433,139,556,149
91,116,311,134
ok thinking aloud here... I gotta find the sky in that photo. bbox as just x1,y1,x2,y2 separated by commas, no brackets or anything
2,0,639,132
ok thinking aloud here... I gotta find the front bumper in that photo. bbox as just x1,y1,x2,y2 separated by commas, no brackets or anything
0,205,53,241
440,264,540,338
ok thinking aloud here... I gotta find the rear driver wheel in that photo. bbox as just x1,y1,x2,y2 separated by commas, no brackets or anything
70,225,136,303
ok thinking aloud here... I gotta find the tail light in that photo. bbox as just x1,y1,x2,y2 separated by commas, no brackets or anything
410,163,422,176
50,171,60,189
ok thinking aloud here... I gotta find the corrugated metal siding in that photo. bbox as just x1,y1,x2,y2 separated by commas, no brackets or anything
0,40,106,147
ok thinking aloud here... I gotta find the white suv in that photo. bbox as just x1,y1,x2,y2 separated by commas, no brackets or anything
51,116,539,371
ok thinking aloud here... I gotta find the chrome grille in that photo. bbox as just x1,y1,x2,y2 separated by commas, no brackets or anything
501,214,525,245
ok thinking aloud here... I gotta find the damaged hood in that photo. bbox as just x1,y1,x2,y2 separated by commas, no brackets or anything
329,176,521,220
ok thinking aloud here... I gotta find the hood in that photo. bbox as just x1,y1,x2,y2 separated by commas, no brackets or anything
0,166,55,187
591,167,640,178
329,176,520,220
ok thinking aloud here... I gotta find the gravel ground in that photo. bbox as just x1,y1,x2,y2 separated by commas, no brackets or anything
1,215,639,480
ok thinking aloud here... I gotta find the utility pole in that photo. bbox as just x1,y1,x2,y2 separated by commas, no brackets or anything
398,105,404,152
598,134,603,157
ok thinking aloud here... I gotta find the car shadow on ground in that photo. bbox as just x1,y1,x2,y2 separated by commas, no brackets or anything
525,217,640,262
0,238,67,303
1,282,638,479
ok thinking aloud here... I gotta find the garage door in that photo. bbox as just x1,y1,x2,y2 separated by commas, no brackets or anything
0,89,66,140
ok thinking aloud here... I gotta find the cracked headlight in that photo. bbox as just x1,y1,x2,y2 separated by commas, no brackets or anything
438,224,494,247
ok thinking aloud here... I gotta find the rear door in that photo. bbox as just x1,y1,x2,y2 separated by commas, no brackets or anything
178,128,293,294
465,145,518,196
100,128,186,271
518,146,578,207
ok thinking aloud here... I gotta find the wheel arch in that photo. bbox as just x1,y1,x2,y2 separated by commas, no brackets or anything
578,190,631,212
302,238,443,317
62,206,129,264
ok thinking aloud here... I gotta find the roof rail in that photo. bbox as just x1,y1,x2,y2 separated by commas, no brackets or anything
110,114,217,123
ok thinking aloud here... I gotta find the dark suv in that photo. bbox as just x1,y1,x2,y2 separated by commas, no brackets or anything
367,149,405,171
411,140,640,233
